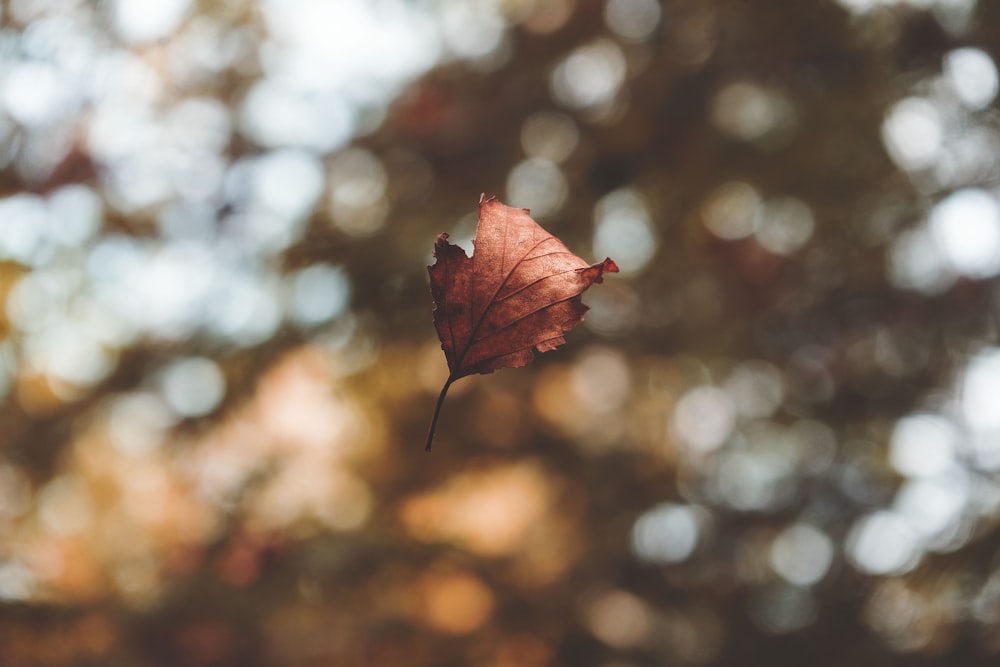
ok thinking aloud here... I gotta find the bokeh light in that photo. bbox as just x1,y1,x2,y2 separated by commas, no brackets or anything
550,38,626,114
754,197,815,255
944,47,999,110
889,414,958,478
520,111,579,163
582,588,654,649
673,385,735,454
631,502,706,564
592,188,657,274
711,82,797,145
929,189,1000,279
847,511,921,575
160,357,226,418
701,181,761,241
882,97,943,172
506,157,568,218
769,523,834,586
604,0,662,43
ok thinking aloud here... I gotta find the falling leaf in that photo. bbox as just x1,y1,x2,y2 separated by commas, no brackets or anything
424,194,618,451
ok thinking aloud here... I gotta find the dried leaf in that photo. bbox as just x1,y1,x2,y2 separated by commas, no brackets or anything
424,194,618,451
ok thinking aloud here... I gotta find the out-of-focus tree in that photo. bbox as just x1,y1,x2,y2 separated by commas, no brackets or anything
2,0,1000,665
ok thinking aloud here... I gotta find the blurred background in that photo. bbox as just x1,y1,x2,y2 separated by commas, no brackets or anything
2,0,1000,665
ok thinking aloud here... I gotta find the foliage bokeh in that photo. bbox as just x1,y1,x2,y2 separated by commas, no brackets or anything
2,0,1000,665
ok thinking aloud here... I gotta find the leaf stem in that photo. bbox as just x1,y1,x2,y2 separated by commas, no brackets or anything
424,375,455,452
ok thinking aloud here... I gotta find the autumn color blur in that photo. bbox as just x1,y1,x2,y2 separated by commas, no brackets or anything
2,1,1000,665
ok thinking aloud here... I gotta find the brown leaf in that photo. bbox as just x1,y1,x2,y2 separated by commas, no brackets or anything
424,194,618,451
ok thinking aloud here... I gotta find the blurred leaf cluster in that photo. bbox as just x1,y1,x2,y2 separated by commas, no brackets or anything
2,0,1000,665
